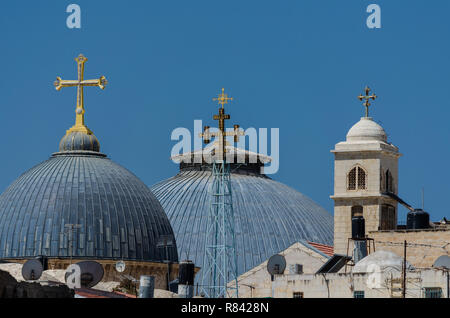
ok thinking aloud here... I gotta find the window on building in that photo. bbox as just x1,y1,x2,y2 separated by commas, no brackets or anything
348,168,356,190
289,264,303,274
348,166,367,190
358,168,366,189
293,292,304,298
380,170,384,192
385,170,394,193
424,287,442,298
353,291,365,298
351,205,363,218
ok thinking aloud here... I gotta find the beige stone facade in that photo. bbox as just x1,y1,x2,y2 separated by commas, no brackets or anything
331,117,401,254
229,242,330,298
272,269,449,298
370,229,450,268
333,196,398,255
230,241,450,298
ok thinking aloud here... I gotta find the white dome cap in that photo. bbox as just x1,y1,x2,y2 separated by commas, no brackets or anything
346,117,387,142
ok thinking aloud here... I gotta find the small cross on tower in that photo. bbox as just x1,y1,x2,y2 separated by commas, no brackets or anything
54,54,108,135
358,86,377,117
200,88,244,162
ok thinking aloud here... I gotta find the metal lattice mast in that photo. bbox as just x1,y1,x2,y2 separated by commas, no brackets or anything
200,88,244,298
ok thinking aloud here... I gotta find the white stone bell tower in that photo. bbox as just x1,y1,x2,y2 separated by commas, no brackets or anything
331,87,402,254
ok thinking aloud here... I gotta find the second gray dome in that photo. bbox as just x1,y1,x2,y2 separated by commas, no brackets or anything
151,163,334,284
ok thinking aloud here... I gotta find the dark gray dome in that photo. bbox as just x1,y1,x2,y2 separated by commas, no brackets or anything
151,164,333,283
59,131,100,152
0,150,178,262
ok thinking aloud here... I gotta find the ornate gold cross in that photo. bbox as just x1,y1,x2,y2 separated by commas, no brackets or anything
358,86,377,117
200,88,244,161
54,54,108,134
213,87,233,109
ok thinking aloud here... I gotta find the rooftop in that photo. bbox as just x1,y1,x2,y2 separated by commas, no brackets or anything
307,241,334,257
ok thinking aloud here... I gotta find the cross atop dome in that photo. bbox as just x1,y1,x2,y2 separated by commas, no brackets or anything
213,87,233,109
358,86,377,117
54,54,108,136
199,88,244,161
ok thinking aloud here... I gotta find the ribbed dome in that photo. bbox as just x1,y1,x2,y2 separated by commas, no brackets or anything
151,164,333,283
346,117,387,142
0,150,178,262
0,54,177,263
59,131,100,152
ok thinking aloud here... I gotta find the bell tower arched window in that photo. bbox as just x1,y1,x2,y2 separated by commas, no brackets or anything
348,166,367,190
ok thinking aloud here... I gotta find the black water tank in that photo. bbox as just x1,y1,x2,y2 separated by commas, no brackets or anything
179,260,195,285
407,209,430,230
35,255,48,270
352,216,365,239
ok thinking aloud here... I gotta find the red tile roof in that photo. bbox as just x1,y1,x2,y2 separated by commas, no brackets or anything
307,241,334,257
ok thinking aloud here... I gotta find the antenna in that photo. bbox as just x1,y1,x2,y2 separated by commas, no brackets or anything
65,224,82,264
421,187,425,210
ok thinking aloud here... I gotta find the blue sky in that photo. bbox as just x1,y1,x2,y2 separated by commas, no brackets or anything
0,1,449,222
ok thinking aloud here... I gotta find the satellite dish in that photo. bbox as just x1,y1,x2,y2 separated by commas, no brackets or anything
22,259,43,281
267,254,286,275
64,261,104,288
433,255,450,270
115,260,126,273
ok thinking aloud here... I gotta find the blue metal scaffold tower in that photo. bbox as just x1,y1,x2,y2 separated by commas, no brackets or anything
200,88,244,298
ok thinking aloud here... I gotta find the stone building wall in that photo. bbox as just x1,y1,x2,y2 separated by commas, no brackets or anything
332,150,400,255
272,269,449,298
369,229,450,268
231,242,329,298
334,198,387,254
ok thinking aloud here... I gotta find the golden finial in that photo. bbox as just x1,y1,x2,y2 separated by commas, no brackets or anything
54,54,108,135
199,88,244,161
213,87,233,109
358,86,377,117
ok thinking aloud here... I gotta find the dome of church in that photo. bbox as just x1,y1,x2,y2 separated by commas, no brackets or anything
0,142,178,262
346,117,387,142
151,144,334,282
0,144,179,262
0,54,178,263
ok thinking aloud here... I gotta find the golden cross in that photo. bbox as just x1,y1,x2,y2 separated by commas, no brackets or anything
358,86,377,117
213,87,233,109
54,54,108,134
200,88,244,161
